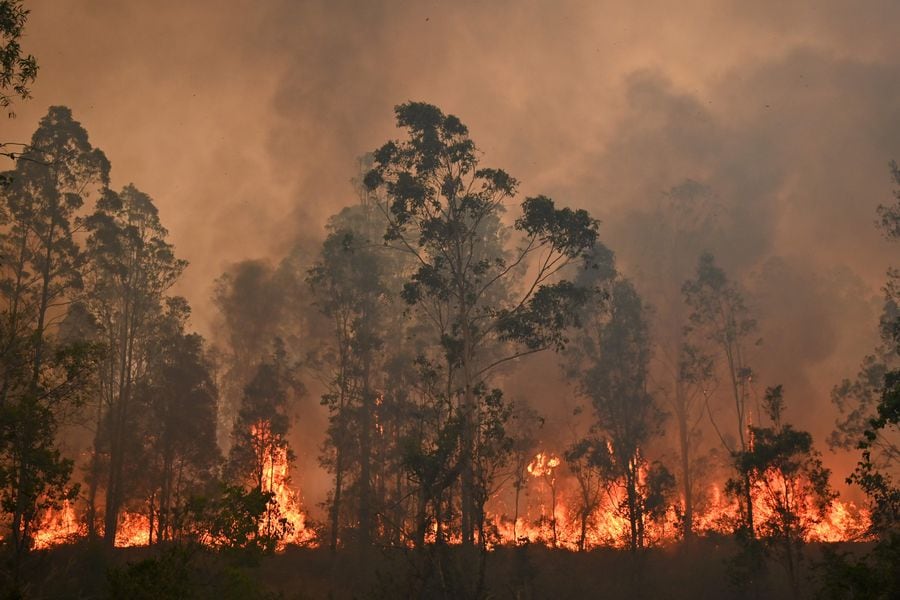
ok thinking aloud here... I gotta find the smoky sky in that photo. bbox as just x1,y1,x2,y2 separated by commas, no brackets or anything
5,0,900,497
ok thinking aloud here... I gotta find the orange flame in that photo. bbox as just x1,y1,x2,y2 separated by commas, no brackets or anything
32,499,83,550
250,421,317,550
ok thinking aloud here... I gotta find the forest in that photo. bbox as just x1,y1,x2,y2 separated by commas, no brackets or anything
1,1,898,599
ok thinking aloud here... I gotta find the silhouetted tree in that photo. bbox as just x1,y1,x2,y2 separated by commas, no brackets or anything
730,385,834,598
616,180,722,543
83,184,186,546
684,252,759,537
136,299,220,543
364,101,600,548
307,203,388,551
0,107,107,560
568,278,672,550
0,0,36,118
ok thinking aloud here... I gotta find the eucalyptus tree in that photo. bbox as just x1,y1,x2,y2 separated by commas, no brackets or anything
213,260,288,447
567,277,672,551
816,162,900,600
564,437,606,551
0,106,107,556
307,203,390,551
683,252,759,536
82,184,186,546
136,298,220,543
363,101,601,547
620,180,720,542
225,340,302,547
226,341,298,490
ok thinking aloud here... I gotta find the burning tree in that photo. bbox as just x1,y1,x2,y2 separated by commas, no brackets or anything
566,278,675,551
526,451,561,546
225,343,312,551
729,385,835,597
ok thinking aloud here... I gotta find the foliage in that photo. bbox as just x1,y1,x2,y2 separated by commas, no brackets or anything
186,484,287,554
135,302,221,543
365,101,602,549
567,278,673,550
83,183,188,546
107,544,279,600
728,386,834,596
0,0,36,118
0,106,107,559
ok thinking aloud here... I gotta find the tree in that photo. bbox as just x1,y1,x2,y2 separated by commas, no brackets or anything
683,252,759,536
136,299,220,544
817,161,900,600
730,385,834,598
838,160,900,532
0,107,107,560
568,278,672,551
0,0,39,190
364,101,601,547
213,259,290,448
83,184,186,546
308,202,394,552
226,340,304,548
616,180,721,543
507,402,542,543
226,342,297,489
564,437,605,551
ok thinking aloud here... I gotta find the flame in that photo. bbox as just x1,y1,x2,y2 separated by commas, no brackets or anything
28,448,869,552
527,452,561,478
115,511,151,547
485,451,871,550
31,499,83,550
250,421,317,550
32,421,316,551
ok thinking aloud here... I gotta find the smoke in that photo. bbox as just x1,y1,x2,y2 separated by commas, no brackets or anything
6,0,899,504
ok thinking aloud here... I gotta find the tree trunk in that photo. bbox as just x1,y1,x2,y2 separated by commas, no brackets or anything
330,444,344,552
676,377,694,543
359,379,373,549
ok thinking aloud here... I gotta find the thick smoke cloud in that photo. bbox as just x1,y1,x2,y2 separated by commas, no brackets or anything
5,0,899,502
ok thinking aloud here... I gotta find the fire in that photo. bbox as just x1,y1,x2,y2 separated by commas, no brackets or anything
527,452,560,478
30,421,316,551
115,510,151,547
32,499,83,550
250,421,317,550
26,448,870,553
485,452,871,550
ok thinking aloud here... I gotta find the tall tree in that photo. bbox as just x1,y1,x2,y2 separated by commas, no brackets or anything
567,278,672,550
83,184,186,546
136,298,220,544
683,252,759,537
213,260,289,448
842,161,900,531
307,204,388,551
620,181,721,543
226,341,302,548
363,101,600,547
0,107,107,559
